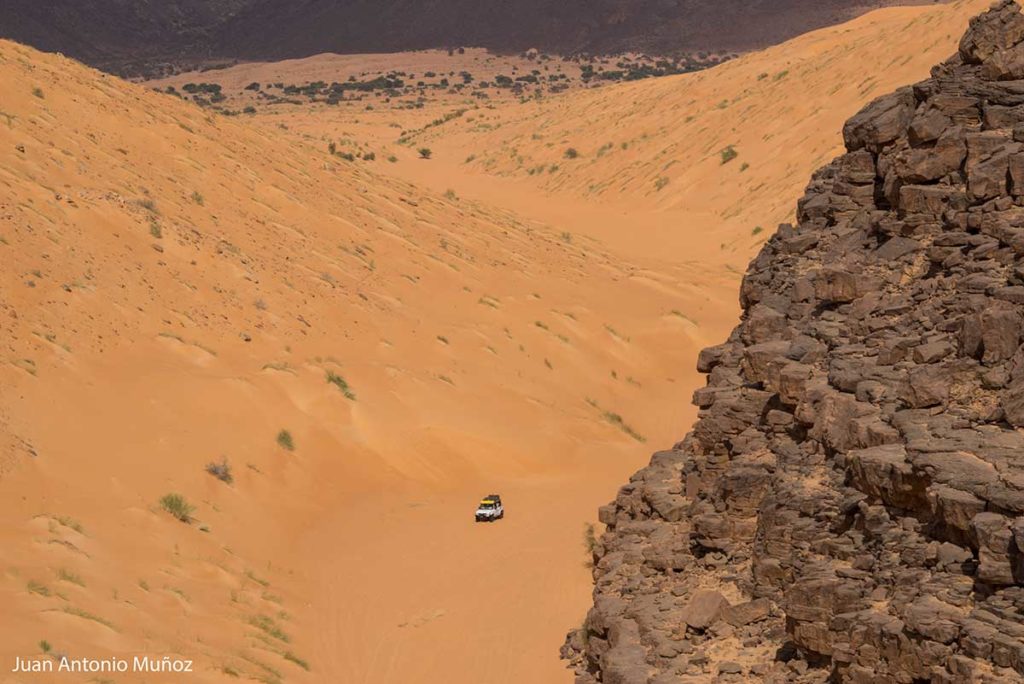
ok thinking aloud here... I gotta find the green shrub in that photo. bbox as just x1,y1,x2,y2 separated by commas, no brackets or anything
284,652,310,671
57,568,84,586
276,430,294,451
326,371,356,400
583,522,597,554
159,493,194,523
564,147,579,159
418,148,433,160
54,515,83,533
249,614,290,642
720,145,738,164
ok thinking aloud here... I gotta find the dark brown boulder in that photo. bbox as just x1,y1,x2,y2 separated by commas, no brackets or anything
843,87,916,152
681,590,730,630
960,0,1024,64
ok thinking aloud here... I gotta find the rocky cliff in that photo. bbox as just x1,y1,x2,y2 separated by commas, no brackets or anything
563,2,1024,682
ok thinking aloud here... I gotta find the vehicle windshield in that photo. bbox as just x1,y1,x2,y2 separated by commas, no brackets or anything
478,502,496,509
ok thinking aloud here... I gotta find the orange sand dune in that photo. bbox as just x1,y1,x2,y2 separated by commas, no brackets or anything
0,0,991,682
0,37,722,684
394,0,992,263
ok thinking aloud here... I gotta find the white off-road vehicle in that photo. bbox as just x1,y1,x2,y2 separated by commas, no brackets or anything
475,494,504,522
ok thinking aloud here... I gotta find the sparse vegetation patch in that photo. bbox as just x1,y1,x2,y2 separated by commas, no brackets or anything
159,493,194,523
205,457,233,483
326,371,357,400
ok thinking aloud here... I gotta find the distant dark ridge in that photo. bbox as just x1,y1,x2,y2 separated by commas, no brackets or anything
0,0,933,77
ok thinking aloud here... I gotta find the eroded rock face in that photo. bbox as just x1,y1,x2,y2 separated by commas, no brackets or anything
563,3,1024,682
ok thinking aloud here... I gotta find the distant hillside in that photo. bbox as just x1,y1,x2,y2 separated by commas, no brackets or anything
0,0,933,76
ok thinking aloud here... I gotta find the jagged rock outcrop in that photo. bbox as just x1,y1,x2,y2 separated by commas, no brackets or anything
563,3,1024,682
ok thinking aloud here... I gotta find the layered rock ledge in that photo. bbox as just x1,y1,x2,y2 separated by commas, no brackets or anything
563,2,1024,682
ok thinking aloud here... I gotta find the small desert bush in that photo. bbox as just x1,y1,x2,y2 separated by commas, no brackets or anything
326,371,356,400
57,568,85,587
159,493,194,523
564,147,579,159
205,457,233,483
418,147,433,159
603,411,646,443
720,145,738,164
583,522,598,554
54,515,84,534
284,652,310,671
276,429,295,451
249,614,290,643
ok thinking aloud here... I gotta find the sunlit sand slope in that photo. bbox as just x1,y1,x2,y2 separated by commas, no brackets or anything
0,38,724,683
